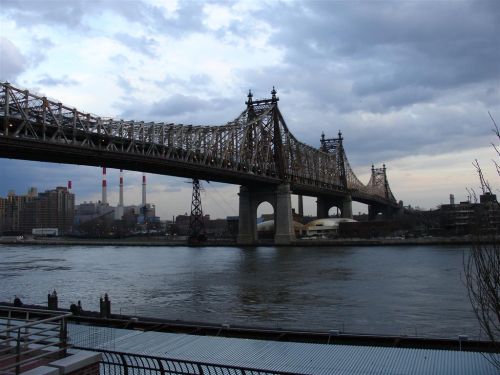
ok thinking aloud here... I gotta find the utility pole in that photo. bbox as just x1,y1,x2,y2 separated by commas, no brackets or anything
189,178,206,242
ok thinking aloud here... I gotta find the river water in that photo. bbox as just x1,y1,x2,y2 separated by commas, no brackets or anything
0,244,480,339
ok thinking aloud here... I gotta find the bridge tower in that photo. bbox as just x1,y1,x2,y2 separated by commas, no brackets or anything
368,164,397,220
237,88,295,245
3,82,9,136
317,131,353,219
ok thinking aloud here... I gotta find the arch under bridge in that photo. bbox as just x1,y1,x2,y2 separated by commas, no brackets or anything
0,83,399,244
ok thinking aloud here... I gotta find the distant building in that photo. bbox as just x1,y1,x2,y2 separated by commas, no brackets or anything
74,201,115,224
339,220,404,239
439,192,500,235
205,218,230,237
174,214,210,235
226,216,239,238
305,218,356,238
0,187,75,235
257,219,305,238
137,203,159,225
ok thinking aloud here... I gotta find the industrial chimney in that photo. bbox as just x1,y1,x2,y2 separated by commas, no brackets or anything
119,169,124,207
114,169,125,221
102,167,107,204
142,173,147,207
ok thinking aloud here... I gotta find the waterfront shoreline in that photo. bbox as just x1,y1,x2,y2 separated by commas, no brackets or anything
0,236,490,247
0,302,495,353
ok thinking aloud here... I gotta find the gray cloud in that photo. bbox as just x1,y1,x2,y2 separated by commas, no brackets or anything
36,74,78,86
0,37,26,80
244,1,500,112
189,74,213,87
0,159,96,200
155,73,214,90
117,93,241,125
2,0,206,36
114,33,158,58
1,0,90,29
27,36,55,68
115,76,136,92
231,0,500,168
149,94,209,117
109,54,130,65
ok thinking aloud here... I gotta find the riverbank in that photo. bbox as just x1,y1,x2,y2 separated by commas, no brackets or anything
0,235,492,246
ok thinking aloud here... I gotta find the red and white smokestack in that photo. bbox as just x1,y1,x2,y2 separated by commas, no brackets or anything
102,167,107,204
142,173,146,207
119,169,124,207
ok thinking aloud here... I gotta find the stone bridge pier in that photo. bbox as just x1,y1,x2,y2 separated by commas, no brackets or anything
316,195,353,219
237,184,295,245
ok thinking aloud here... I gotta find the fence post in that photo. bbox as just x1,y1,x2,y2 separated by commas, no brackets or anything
157,358,165,375
16,329,21,375
120,353,129,375
23,312,29,351
6,310,11,339
24,312,29,334
60,318,68,358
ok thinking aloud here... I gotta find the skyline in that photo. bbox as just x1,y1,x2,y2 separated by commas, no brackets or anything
0,0,499,218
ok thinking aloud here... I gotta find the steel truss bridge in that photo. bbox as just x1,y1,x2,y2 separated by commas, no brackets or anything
0,82,397,209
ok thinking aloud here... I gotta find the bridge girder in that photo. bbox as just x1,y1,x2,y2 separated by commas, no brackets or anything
0,82,398,207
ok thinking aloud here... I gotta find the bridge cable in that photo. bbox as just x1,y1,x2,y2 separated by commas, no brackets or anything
204,181,237,216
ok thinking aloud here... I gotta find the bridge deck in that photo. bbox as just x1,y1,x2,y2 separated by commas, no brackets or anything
0,82,398,207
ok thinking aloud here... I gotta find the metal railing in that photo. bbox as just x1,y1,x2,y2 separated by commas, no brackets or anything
77,348,302,375
0,307,72,375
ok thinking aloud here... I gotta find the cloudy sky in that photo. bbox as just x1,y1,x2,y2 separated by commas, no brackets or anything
0,0,499,218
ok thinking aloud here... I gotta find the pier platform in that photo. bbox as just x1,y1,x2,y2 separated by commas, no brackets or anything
67,323,499,375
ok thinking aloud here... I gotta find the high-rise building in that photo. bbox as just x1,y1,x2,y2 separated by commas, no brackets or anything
0,187,75,235
1,189,38,233
35,187,75,235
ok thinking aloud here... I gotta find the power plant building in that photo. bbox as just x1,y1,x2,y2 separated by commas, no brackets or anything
74,169,159,231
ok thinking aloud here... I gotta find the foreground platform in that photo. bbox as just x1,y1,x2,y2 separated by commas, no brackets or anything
68,323,499,375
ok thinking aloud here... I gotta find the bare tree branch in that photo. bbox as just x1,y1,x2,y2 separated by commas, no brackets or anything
464,112,500,369
489,111,499,136
466,187,478,203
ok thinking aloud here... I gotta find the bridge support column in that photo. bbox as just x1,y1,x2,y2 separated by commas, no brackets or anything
317,195,352,219
237,186,256,245
298,194,304,217
237,184,295,245
368,205,380,221
274,184,295,245
316,197,330,219
341,196,353,219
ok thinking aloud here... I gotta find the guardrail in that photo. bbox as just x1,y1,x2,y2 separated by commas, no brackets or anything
0,307,72,375
76,348,302,375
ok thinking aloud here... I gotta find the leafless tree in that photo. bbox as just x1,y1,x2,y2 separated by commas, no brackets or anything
464,112,500,367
